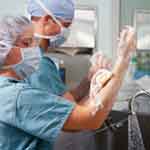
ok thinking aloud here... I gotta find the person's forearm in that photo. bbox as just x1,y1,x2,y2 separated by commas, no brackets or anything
70,74,91,102
63,27,136,131
88,58,129,128
63,59,130,131
78,58,129,107
77,59,129,128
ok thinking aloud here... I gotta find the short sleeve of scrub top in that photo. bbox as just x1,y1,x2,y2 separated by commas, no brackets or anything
15,88,75,143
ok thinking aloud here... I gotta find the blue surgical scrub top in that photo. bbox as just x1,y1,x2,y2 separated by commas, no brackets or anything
0,75,74,150
25,56,68,96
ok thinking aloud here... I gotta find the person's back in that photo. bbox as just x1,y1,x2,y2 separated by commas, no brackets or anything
0,76,74,150
0,77,51,150
0,77,38,149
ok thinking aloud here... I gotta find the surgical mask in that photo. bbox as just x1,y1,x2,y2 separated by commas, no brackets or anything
49,27,70,48
34,27,70,47
2,47,42,79
34,0,70,47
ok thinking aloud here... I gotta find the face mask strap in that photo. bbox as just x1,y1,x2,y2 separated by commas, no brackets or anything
34,32,58,41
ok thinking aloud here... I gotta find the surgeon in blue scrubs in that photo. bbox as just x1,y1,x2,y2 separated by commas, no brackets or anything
0,12,136,150
27,0,93,100
0,16,75,150
27,0,110,150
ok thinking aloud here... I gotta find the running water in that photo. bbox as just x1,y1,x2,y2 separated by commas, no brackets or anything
128,113,146,150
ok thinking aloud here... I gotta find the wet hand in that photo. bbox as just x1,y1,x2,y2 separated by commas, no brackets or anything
88,52,112,81
117,26,136,61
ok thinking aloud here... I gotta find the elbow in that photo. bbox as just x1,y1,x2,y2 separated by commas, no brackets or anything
90,124,100,130
84,114,108,130
83,121,102,130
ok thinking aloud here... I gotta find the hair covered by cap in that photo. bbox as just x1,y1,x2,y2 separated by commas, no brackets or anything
0,16,30,65
27,0,75,21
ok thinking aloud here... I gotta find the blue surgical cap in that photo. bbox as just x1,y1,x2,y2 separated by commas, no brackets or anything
27,0,75,21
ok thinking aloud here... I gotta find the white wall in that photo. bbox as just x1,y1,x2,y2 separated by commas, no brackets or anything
0,0,27,16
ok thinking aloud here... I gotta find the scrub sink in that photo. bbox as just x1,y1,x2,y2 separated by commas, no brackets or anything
95,93,150,150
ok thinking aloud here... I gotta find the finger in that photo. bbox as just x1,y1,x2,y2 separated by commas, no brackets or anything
95,51,103,57
90,51,103,66
125,32,136,54
106,59,112,70
96,54,103,67
91,74,97,86
120,29,128,42
126,30,135,43
125,27,135,42
107,63,112,70
102,57,108,68
120,26,133,39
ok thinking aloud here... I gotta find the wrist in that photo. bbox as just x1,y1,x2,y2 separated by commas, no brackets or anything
117,55,131,68
113,56,130,78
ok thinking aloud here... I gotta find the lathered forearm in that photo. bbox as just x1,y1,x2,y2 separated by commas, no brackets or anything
88,58,129,127
63,27,136,131
63,59,130,131
76,58,129,129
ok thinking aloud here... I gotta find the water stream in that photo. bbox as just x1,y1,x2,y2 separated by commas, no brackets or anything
128,113,146,150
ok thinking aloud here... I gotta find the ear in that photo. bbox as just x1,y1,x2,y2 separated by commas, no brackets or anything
4,48,22,66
